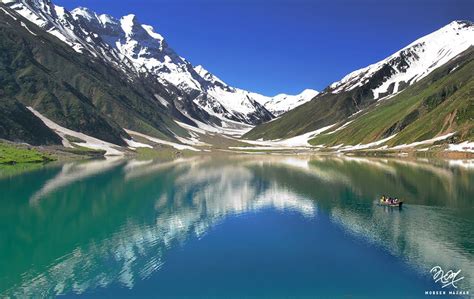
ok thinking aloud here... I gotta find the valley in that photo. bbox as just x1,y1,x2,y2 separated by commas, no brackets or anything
1,1,473,297
0,0,473,163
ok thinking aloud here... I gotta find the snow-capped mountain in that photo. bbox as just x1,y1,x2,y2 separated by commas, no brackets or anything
328,20,474,99
244,20,474,141
258,89,319,116
2,0,273,128
189,64,273,124
1,0,134,71
1,0,321,132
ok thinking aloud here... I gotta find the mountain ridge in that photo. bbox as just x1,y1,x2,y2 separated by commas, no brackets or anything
2,0,317,133
327,20,474,98
0,0,319,152
0,0,472,155
244,20,474,143
309,46,474,149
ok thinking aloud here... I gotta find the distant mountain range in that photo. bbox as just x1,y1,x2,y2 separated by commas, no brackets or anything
0,0,472,153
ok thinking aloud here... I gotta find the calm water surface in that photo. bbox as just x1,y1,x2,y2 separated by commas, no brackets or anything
1,156,473,298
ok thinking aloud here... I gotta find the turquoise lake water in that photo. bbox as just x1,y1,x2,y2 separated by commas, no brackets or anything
1,156,473,298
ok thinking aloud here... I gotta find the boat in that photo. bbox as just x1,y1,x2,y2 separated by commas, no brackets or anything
379,197,403,207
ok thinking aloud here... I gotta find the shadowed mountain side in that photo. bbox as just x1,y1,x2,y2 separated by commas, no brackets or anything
0,4,188,146
0,95,61,145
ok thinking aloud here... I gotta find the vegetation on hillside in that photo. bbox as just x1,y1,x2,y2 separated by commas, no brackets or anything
0,142,54,164
310,48,474,147
244,47,473,148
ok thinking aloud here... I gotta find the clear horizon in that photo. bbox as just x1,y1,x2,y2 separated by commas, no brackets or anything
55,0,473,96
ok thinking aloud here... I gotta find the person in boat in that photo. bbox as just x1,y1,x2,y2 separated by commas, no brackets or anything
380,196,402,205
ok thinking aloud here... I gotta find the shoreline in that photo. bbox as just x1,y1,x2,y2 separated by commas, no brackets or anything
2,139,474,167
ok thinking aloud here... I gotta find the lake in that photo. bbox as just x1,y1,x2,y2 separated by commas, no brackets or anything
1,155,473,298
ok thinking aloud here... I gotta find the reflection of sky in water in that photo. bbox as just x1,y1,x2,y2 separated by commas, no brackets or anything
1,156,473,297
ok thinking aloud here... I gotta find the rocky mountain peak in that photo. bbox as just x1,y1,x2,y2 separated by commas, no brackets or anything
328,20,474,99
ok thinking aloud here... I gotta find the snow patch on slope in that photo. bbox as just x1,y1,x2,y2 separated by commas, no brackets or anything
124,138,153,149
20,21,36,35
235,124,336,150
177,109,254,137
0,6,18,19
447,141,474,153
338,134,398,152
124,129,200,151
391,132,455,150
27,107,124,156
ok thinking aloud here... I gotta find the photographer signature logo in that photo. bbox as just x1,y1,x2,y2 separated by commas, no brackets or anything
430,266,464,289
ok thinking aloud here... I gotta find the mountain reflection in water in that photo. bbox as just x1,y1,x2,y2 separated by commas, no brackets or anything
0,155,472,297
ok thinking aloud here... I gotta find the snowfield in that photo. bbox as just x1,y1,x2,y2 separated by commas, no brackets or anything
337,134,398,152
27,107,125,156
235,124,337,150
391,133,456,150
124,129,201,152
447,141,474,153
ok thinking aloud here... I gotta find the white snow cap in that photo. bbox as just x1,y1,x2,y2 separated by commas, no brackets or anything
257,89,319,116
120,14,139,36
70,6,96,21
328,20,474,99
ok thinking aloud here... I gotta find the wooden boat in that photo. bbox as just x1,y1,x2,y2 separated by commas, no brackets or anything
379,197,403,207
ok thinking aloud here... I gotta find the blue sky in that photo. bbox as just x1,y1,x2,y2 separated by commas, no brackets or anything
55,0,473,96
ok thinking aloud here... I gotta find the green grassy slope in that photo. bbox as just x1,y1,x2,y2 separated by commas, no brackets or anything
244,41,473,146
310,47,474,147
0,5,187,146
243,56,398,140
243,89,358,140
0,142,54,164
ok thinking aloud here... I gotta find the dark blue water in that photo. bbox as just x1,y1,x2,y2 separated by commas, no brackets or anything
82,210,439,299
